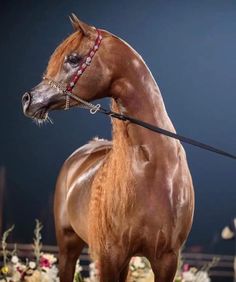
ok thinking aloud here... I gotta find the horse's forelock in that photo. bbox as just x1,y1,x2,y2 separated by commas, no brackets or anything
46,31,83,77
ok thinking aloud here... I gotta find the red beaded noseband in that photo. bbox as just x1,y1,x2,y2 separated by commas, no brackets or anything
43,29,102,111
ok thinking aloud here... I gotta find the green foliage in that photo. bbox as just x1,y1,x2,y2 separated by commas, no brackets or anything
33,219,43,266
1,225,14,266
74,271,84,282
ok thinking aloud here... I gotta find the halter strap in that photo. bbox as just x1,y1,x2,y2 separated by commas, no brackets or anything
66,29,102,93
42,77,102,114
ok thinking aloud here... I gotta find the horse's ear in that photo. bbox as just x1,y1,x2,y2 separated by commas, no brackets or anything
69,13,93,36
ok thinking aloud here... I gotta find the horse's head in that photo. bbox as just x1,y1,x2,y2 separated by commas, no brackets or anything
22,14,113,122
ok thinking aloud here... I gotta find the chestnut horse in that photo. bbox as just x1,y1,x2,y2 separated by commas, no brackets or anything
22,14,194,282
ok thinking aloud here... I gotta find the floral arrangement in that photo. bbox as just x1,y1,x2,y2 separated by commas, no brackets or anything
127,257,154,282
174,252,219,282
0,220,58,282
0,222,218,282
81,255,218,282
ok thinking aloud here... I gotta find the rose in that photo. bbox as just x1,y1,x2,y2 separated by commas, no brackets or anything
39,256,51,268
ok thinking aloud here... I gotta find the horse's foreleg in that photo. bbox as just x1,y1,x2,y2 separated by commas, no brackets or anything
57,228,85,282
149,251,178,282
119,262,130,282
98,253,129,282
99,258,119,282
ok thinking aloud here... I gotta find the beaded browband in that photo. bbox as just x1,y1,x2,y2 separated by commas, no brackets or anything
43,29,102,111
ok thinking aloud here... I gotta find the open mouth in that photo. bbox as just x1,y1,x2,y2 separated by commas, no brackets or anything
32,108,53,125
33,107,48,119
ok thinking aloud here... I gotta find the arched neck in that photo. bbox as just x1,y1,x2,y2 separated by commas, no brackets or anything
108,37,178,151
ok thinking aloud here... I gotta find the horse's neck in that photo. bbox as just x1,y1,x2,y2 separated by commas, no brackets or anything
109,40,178,158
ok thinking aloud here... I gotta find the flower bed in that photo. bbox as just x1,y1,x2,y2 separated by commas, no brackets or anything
0,221,58,282
83,256,214,282
0,222,217,282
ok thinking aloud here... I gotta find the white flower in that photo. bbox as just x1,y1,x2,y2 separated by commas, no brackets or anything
190,267,198,274
195,271,211,282
89,262,96,271
182,270,196,282
131,257,146,269
130,264,136,271
44,265,59,280
11,255,19,264
89,261,100,279
29,261,36,269
75,259,83,273
131,270,139,277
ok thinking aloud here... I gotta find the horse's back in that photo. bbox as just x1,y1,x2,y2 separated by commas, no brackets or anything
54,138,112,243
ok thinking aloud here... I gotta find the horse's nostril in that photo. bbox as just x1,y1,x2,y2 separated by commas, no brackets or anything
22,92,31,105
22,92,31,112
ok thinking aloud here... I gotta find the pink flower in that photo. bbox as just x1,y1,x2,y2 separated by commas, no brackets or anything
183,263,190,272
39,256,51,268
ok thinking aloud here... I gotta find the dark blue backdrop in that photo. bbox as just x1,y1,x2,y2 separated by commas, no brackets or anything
0,0,235,254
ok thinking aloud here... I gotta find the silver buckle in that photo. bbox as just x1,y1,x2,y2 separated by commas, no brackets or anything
90,104,101,114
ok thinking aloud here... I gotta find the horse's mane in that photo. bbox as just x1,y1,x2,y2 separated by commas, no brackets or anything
88,100,135,258
46,31,83,77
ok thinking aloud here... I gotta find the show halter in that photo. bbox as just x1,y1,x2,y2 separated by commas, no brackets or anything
43,29,236,160
43,29,103,112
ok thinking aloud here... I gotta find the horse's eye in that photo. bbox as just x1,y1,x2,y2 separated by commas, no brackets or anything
67,54,81,66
